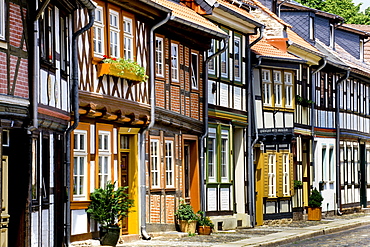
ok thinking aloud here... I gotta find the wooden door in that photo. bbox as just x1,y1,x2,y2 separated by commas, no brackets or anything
120,153,129,234
1,156,9,247
184,145,190,201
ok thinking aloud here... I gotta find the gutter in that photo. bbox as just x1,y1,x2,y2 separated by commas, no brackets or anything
200,37,229,212
335,69,350,215
139,13,173,240
247,26,264,227
64,2,95,245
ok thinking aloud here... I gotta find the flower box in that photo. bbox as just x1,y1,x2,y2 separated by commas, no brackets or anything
307,207,322,221
97,63,145,82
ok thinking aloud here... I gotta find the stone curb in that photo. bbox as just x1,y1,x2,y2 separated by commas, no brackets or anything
211,216,370,247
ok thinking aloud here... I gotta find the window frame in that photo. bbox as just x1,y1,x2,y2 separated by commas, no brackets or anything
207,128,217,183
171,42,179,82
123,16,134,60
282,153,290,196
262,69,272,106
233,34,242,82
155,35,164,77
284,72,293,108
109,9,120,58
268,153,276,198
191,51,199,90
40,5,55,64
273,71,283,107
165,139,175,188
97,130,111,189
73,130,88,200
309,16,315,40
93,5,105,57
220,129,230,183
0,0,4,40
150,138,160,189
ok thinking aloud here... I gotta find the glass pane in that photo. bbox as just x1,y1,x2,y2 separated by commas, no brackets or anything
104,135,108,150
73,157,78,175
79,157,84,175
74,134,77,149
79,177,84,195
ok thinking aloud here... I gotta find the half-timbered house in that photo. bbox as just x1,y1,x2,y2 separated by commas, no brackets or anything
279,0,370,214
28,0,94,246
71,0,227,241
201,0,263,229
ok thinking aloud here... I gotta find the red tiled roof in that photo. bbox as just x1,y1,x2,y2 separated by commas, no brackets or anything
150,0,227,37
251,35,302,61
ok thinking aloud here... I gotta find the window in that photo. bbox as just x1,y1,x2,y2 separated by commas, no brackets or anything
329,147,334,181
274,71,283,107
282,154,290,196
262,69,272,106
165,140,174,187
220,42,228,78
367,150,370,185
0,0,4,40
208,128,217,182
60,14,69,72
322,146,327,181
171,43,179,82
268,154,276,197
208,39,216,74
123,17,133,59
73,131,87,199
98,131,110,188
191,52,198,89
284,72,293,108
309,16,314,40
150,139,160,188
234,35,241,81
109,10,120,58
220,129,229,182
155,36,164,77
354,148,359,184
93,6,104,56
40,6,54,63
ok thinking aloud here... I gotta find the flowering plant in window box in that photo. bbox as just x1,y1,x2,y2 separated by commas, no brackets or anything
97,55,148,82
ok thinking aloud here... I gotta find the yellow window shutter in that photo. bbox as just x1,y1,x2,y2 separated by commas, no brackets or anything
263,153,269,197
289,153,294,196
277,153,283,197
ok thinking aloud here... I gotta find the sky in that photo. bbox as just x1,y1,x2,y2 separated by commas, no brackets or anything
352,0,370,12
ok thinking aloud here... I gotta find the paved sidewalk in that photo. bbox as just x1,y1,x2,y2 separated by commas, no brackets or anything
70,213,370,247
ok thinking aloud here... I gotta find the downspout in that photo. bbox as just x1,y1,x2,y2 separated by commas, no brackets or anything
310,58,326,207
65,4,95,246
140,13,172,240
200,37,228,212
335,69,350,216
247,26,264,227
277,0,288,17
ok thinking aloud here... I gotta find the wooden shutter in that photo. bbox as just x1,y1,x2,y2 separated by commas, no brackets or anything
263,153,269,197
289,153,294,196
277,153,283,197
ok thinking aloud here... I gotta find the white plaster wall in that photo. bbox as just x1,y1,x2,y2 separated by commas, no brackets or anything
72,209,89,235
264,112,274,128
313,137,336,212
275,112,283,128
285,112,294,128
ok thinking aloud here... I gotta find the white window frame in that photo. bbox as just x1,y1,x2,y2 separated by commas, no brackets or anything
73,130,87,200
98,131,111,189
284,72,293,108
191,52,199,90
93,6,105,57
268,153,276,197
123,17,133,60
220,129,229,182
234,35,241,81
262,69,272,106
360,39,364,62
220,39,228,78
150,139,160,188
208,39,216,75
208,128,217,182
330,24,334,48
109,10,120,58
274,71,283,107
155,36,164,77
309,16,314,40
282,153,290,196
165,140,174,188
171,43,179,82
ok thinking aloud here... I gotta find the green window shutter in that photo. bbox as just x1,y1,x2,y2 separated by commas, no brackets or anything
277,153,283,198
263,153,269,197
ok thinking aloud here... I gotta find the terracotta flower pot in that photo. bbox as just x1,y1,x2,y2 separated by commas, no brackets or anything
197,225,212,235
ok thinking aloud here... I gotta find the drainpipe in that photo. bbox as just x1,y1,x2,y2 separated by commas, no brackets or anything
335,69,350,216
247,26,264,227
310,59,326,197
200,37,229,212
65,4,95,246
139,13,172,240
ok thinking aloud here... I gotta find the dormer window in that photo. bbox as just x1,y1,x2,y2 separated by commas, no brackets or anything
360,39,364,61
309,16,315,40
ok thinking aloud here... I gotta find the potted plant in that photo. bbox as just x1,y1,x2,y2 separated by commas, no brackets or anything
97,55,148,82
174,201,197,234
86,181,134,246
307,188,323,221
196,211,214,235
